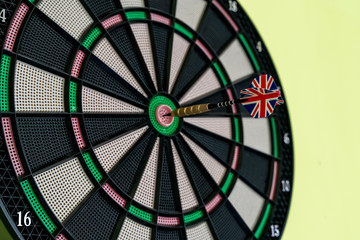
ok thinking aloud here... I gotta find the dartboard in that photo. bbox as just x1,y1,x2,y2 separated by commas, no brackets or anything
0,0,293,239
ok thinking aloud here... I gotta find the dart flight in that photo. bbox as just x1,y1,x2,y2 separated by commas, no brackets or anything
166,74,284,118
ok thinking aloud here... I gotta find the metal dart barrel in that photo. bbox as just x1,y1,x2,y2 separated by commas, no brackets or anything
167,103,210,117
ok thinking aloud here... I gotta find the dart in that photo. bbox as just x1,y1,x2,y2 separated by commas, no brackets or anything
165,74,283,118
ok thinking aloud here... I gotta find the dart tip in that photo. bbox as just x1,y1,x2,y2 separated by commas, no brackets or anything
162,113,172,117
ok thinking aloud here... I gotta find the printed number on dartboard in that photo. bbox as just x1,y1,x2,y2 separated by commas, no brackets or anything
228,0,238,12
281,180,291,192
256,41,263,52
17,211,31,227
270,225,281,237
0,9,6,22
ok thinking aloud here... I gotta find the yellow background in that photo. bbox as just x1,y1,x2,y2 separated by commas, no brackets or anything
241,0,360,239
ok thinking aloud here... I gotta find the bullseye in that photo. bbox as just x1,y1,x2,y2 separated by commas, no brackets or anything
155,104,174,127
148,95,180,136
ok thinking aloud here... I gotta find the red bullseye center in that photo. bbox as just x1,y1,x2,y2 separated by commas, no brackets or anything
155,105,174,127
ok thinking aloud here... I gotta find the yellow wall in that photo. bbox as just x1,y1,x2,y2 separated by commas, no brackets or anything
240,0,360,239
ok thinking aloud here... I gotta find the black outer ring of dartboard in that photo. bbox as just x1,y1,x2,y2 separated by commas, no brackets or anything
0,0,294,239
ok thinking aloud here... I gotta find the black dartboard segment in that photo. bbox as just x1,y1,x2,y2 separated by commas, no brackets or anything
0,0,293,240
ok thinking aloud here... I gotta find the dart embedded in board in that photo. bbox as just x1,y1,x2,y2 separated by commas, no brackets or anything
165,74,284,118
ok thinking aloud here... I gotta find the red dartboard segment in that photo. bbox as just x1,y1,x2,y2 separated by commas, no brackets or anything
71,117,86,149
150,13,171,25
102,183,126,208
1,117,24,176
157,216,180,226
4,3,29,51
270,161,279,200
205,194,223,213
71,50,86,78
195,39,213,60
55,233,68,240
101,14,123,30
232,146,240,170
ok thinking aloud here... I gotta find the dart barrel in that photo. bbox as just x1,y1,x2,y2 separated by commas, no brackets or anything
171,104,210,117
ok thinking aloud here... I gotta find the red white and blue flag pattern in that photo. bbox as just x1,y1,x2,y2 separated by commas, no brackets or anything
250,74,284,106
240,74,284,118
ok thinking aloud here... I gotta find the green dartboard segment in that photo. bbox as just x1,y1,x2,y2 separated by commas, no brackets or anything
0,55,10,112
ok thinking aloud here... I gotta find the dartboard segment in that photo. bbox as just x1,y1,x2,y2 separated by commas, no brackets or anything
34,158,94,222
152,23,172,89
83,115,147,145
130,23,158,90
171,44,211,98
94,126,148,173
179,67,222,105
36,0,93,40
83,0,118,19
108,24,156,95
0,0,292,239
117,217,152,240
242,118,272,155
181,133,227,185
82,55,147,106
81,86,143,113
220,38,255,82
66,191,123,240
157,139,182,213
171,140,199,211
92,37,148,97
197,2,235,54
120,0,145,8
110,131,155,195
174,136,219,202
17,12,77,72
148,0,173,14
156,228,184,240
186,221,214,240
16,117,76,172
168,33,191,93
239,147,273,195
14,60,65,112
175,0,207,31
182,124,232,165
228,178,266,230
132,137,159,209
184,117,233,140
210,201,249,239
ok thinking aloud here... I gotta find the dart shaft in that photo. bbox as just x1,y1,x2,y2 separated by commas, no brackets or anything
209,98,248,109
208,98,247,109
